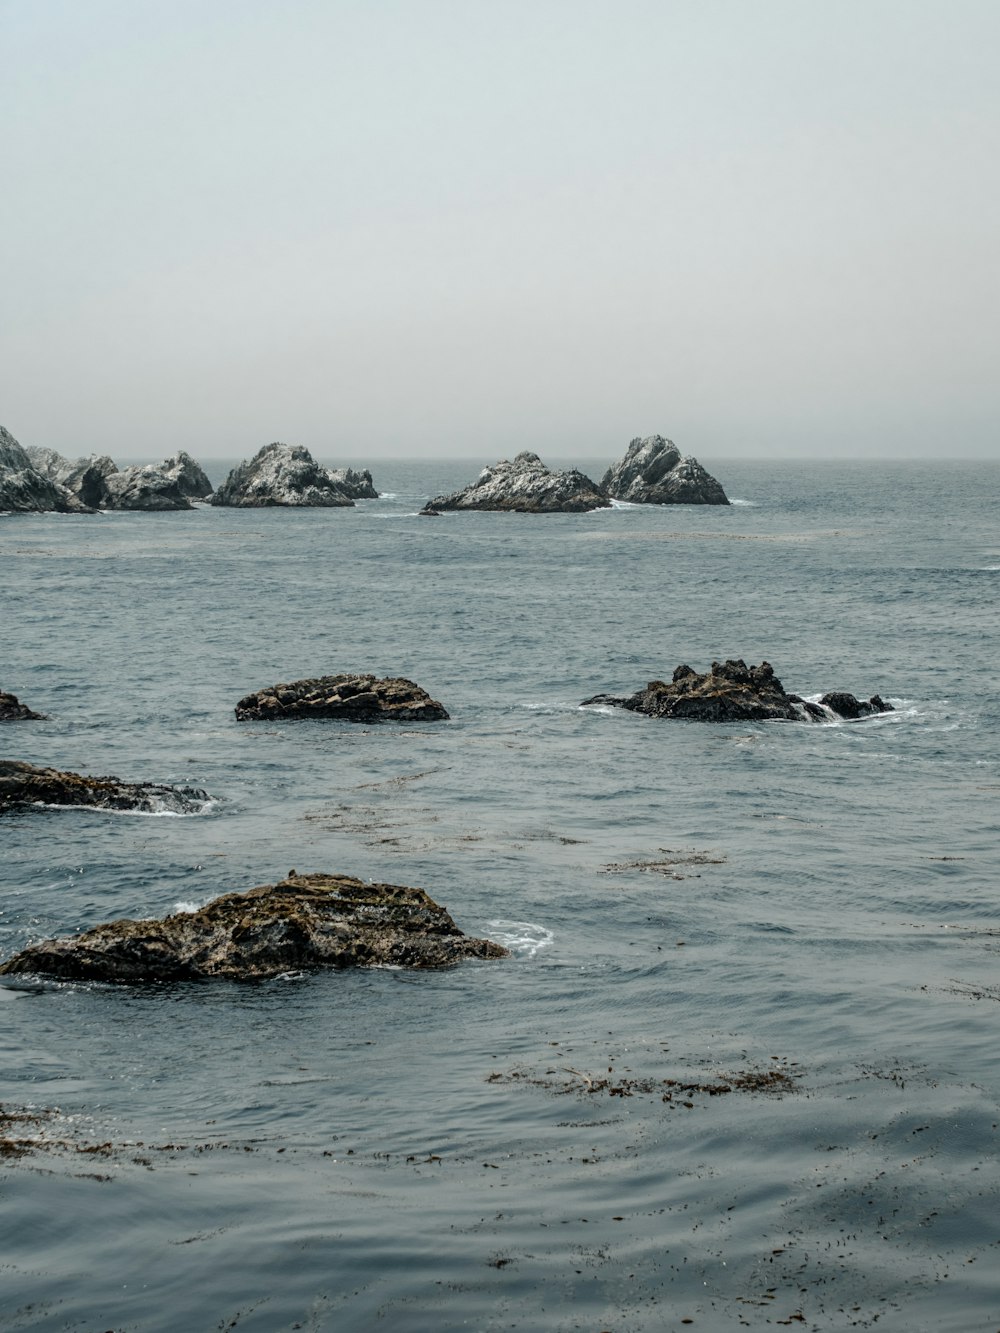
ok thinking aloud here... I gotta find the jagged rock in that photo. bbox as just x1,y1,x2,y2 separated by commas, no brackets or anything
0,427,73,513
582,660,894,724
0,693,45,722
210,443,362,507
235,674,449,723
421,452,610,514
601,436,729,505
0,871,510,982
28,447,121,508
327,466,378,500
0,760,211,815
103,456,203,511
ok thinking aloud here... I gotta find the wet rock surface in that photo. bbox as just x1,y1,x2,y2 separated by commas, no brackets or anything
210,443,363,507
601,435,729,505
235,673,449,722
582,660,894,723
422,451,610,514
0,760,210,815
0,871,510,982
0,692,45,722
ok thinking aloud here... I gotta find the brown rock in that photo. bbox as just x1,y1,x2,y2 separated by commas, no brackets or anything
235,673,449,722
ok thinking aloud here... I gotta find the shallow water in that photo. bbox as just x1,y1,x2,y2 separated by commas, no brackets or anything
2,459,998,1331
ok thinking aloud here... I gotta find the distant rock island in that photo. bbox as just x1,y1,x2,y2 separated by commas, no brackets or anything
0,871,510,982
582,660,893,723
602,436,729,505
0,760,212,815
235,673,449,722
421,451,610,514
26,440,213,511
211,443,377,507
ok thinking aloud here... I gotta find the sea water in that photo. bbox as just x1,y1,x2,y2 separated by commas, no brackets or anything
1,459,998,1331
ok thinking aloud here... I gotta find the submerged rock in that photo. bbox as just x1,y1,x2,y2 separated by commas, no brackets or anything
422,452,610,514
582,660,894,724
210,443,363,507
601,435,729,505
0,871,510,982
235,674,449,722
0,693,45,722
0,760,211,815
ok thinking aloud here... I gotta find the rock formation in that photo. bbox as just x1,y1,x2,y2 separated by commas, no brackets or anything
22,442,213,510
582,660,893,724
0,760,211,815
0,692,44,722
327,466,378,500
0,427,79,513
210,443,367,507
235,674,449,722
0,871,510,982
601,436,729,505
421,452,610,514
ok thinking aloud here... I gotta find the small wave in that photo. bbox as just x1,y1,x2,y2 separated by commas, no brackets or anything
607,498,642,509
729,497,757,506
33,794,218,818
488,920,554,957
978,565,1000,572
374,492,398,501
173,900,203,914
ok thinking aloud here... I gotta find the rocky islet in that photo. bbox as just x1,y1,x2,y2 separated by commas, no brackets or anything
0,760,211,816
210,443,376,507
234,673,449,723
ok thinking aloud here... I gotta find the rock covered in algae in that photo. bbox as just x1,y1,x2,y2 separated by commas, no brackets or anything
235,673,449,722
0,872,510,982
582,660,894,724
0,760,210,815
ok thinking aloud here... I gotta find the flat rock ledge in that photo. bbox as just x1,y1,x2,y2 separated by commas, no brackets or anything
582,660,893,724
0,760,211,815
0,872,510,982
0,692,45,722
602,435,729,505
422,451,610,514
235,674,449,722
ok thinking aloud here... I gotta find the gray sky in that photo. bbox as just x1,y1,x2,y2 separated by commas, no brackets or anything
4,0,999,462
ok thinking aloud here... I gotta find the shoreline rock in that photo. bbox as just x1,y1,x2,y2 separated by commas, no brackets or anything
602,436,729,505
0,693,45,722
235,674,449,722
0,760,211,815
422,452,610,514
582,660,894,724
0,871,510,981
210,443,367,507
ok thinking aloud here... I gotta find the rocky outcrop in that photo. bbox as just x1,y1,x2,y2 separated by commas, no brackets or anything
103,451,214,511
0,427,75,513
0,760,211,815
235,674,449,722
0,692,44,722
327,466,378,500
582,660,894,724
601,436,729,505
0,871,510,982
210,443,363,507
422,452,610,514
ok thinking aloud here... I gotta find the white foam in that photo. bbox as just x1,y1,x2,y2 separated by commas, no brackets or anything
729,497,757,506
488,920,554,958
173,900,202,914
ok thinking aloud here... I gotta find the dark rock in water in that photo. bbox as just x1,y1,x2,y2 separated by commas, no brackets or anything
0,427,77,513
601,435,729,505
235,674,449,722
0,871,510,982
0,693,45,722
818,691,892,719
419,506,442,517
210,443,361,507
582,660,894,724
327,466,378,500
0,760,210,815
422,451,610,514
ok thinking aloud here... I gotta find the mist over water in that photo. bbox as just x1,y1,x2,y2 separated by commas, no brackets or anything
2,460,998,1331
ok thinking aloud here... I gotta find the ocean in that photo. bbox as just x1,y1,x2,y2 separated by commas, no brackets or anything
1,458,998,1332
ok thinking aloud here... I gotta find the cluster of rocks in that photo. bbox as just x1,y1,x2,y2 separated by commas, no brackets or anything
0,430,379,514
0,871,509,982
421,436,729,515
582,659,893,724
234,674,449,722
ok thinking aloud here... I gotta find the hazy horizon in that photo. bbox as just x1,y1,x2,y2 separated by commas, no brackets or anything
5,1,999,462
